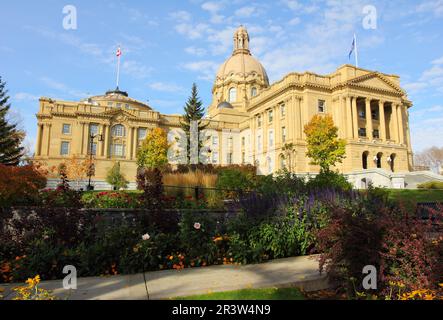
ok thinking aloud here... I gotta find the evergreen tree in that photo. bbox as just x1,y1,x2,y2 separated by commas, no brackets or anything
0,76,24,166
106,162,128,190
180,83,208,162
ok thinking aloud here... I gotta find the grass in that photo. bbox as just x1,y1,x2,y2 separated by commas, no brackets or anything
162,170,218,188
387,189,443,203
173,287,305,300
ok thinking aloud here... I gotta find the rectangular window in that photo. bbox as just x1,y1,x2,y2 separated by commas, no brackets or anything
257,135,262,152
227,137,233,149
269,130,274,147
116,103,122,108
241,136,245,148
112,144,125,157
212,135,218,145
268,110,273,123
62,124,71,135
371,111,378,120
138,128,147,140
373,129,380,139
318,100,325,113
60,141,70,156
281,104,286,117
212,151,219,164
282,127,286,143
359,128,367,137
227,153,233,164
257,115,262,127
89,143,97,156
359,110,366,119
89,124,99,136
107,102,113,107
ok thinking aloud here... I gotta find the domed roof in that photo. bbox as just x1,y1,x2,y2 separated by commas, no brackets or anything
215,26,269,85
217,101,234,109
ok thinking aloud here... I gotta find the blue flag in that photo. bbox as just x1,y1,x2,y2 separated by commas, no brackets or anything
349,38,355,60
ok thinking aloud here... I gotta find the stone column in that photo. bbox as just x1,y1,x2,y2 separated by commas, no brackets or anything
132,127,138,159
36,124,43,156
345,96,353,139
397,104,405,144
351,96,359,139
45,123,52,156
126,126,133,160
365,98,373,140
104,124,111,158
391,104,399,143
100,125,106,157
379,100,386,141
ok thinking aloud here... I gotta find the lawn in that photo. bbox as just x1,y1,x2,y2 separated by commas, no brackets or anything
387,189,443,203
173,287,305,300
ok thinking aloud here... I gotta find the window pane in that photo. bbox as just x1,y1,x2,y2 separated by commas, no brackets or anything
62,124,71,135
281,105,286,117
138,128,147,140
89,124,99,136
229,88,237,102
61,142,70,155
112,125,125,137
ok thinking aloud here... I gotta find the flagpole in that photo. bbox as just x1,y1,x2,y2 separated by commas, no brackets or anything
116,46,121,89
354,33,359,68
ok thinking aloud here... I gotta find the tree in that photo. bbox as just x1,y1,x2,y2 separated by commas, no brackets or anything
0,76,24,165
63,154,93,189
106,162,128,190
180,83,208,162
136,127,170,169
414,146,443,173
282,143,296,172
304,114,346,172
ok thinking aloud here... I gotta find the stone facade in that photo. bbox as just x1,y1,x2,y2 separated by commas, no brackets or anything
33,26,413,185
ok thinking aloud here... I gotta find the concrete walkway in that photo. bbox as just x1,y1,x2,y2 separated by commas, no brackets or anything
0,255,328,300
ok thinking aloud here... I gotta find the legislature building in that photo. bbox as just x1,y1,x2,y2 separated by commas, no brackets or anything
33,26,417,189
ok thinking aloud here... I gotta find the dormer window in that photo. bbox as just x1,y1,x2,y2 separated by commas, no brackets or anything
251,87,257,97
228,87,237,103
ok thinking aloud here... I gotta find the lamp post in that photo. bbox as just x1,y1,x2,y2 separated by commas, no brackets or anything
87,133,104,191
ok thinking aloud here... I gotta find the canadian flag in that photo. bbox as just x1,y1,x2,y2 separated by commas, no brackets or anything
116,47,122,57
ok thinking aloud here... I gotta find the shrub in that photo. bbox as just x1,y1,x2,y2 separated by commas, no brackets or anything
0,164,47,206
316,199,443,298
106,162,129,190
81,191,141,209
216,167,256,198
306,170,353,192
417,181,443,189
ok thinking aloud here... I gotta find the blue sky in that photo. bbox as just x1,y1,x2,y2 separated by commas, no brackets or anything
1,0,442,154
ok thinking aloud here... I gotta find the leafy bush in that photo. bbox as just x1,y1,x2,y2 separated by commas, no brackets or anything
306,170,353,191
81,191,141,209
316,197,443,298
216,167,256,198
417,181,443,189
0,164,47,206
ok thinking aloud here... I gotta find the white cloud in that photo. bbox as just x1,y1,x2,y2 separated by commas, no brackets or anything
405,55,443,95
182,60,219,81
235,6,257,17
416,0,443,17
13,92,40,102
175,23,210,39
170,10,192,22
288,17,301,25
148,82,184,93
40,77,89,99
185,46,207,56
201,2,223,13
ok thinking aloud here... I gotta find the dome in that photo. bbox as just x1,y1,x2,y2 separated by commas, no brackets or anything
215,26,269,85
217,101,234,109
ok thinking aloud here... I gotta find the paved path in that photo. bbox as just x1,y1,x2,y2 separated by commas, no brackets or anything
0,255,328,300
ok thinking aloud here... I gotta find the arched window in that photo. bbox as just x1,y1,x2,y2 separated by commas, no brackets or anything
389,154,396,172
228,87,237,103
251,87,257,97
362,151,369,170
112,124,125,137
376,152,383,169
280,154,287,170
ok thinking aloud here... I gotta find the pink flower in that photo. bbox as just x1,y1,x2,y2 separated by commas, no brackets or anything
193,223,201,230
142,233,150,241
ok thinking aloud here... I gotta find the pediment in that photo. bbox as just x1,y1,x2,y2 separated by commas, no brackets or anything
348,72,405,95
101,108,137,121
